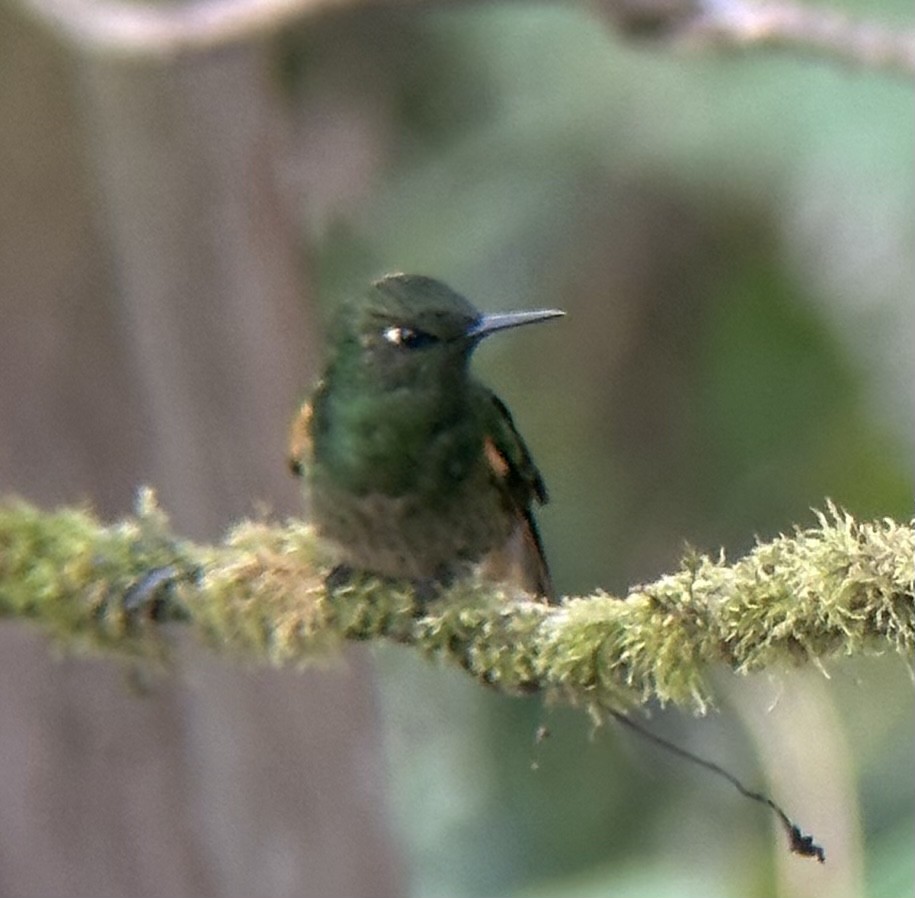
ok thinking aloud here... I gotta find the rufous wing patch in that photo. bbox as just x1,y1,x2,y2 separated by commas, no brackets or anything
483,435,511,480
288,400,314,478
481,435,554,601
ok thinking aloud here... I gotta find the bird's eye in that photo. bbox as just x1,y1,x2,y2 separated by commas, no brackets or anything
382,325,436,349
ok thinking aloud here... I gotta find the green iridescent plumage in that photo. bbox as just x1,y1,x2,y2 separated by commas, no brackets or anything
290,274,563,599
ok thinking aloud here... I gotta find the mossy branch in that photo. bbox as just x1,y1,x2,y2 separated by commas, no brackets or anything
1,490,912,715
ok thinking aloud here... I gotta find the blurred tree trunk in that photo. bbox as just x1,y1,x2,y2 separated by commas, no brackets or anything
0,9,403,897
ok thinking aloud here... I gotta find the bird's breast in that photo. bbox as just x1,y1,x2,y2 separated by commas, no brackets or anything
310,458,514,581
314,388,480,499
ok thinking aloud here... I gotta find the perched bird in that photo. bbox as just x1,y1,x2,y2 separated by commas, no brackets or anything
289,274,563,601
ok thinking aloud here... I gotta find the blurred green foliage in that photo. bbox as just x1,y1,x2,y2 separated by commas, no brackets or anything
282,2,912,895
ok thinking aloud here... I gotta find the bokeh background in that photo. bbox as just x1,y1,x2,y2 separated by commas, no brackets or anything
1,0,911,896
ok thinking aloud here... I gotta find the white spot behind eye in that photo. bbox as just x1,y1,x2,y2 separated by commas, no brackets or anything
383,325,412,346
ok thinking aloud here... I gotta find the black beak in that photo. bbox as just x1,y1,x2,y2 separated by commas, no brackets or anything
466,308,565,340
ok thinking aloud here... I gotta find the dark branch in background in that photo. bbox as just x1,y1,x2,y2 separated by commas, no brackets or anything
12,0,915,76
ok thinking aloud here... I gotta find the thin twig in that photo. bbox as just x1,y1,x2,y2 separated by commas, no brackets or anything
683,0,915,76
609,709,826,862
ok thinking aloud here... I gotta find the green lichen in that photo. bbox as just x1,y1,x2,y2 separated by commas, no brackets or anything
1,493,912,714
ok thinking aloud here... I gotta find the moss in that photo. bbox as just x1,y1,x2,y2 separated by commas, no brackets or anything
1,494,912,714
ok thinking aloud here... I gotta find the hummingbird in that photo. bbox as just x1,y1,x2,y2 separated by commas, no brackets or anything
288,274,564,601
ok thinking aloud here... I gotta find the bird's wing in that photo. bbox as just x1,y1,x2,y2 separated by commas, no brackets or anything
481,391,555,601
